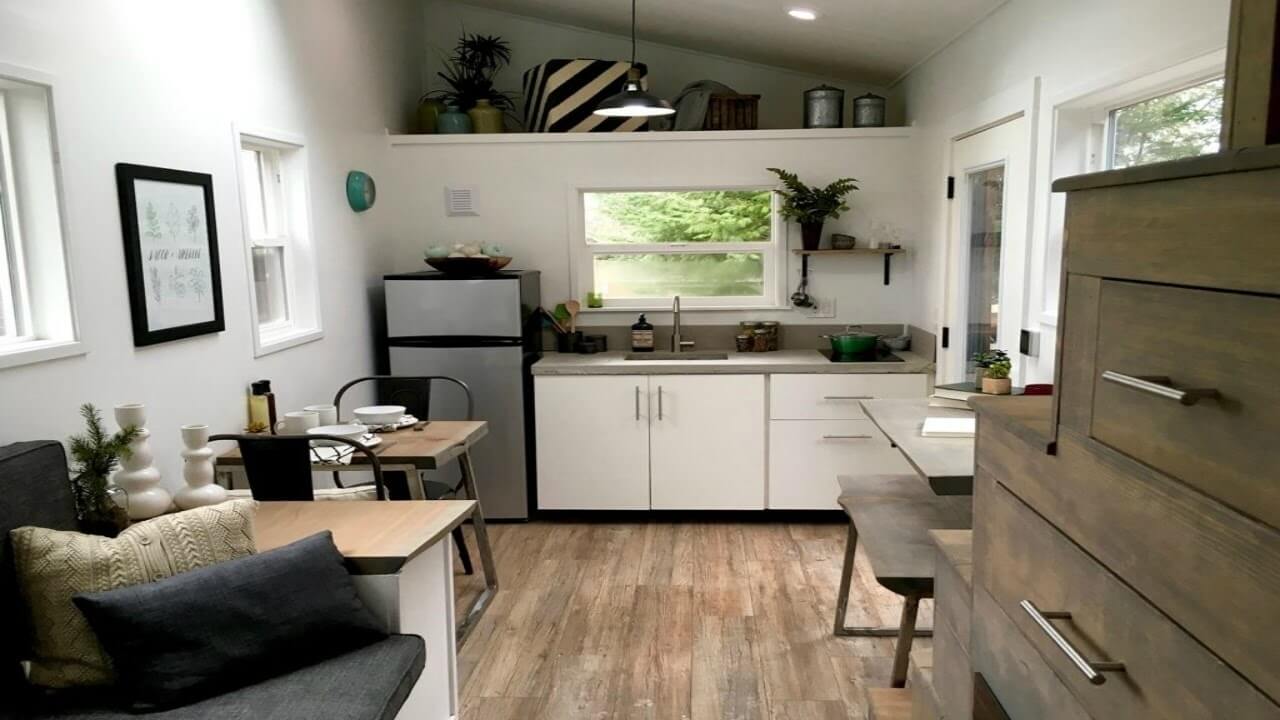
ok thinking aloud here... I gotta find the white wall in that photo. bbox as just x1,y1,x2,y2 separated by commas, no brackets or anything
381,131,922,327
0,0,423,489
896,0,1230,382
422,0,888,130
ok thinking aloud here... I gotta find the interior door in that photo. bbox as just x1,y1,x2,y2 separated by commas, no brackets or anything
649,374,765,510
943,116,1030,385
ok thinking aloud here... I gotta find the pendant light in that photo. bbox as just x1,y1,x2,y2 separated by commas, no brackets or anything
594,0,675,117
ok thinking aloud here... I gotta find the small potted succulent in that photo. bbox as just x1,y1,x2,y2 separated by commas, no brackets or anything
975,349,1013,395
767,168,859,251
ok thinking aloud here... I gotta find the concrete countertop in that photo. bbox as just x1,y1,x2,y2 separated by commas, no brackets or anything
532,349,934,376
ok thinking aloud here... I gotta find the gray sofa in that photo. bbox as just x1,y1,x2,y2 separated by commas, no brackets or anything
0,441,425,720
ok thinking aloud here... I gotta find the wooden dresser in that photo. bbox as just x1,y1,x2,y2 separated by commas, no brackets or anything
967,145,1280,719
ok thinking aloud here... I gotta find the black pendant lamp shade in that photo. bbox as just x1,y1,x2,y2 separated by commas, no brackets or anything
594,0,675,118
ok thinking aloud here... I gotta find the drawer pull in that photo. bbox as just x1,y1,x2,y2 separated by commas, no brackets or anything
635,385,641,421
1101,371,1219,406
658,385,664,421
1020,600,1125,686
822,434,873,440
824,395,874,401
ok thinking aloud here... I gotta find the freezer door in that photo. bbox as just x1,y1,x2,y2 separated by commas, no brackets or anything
388,345,529,519
385,277,523,338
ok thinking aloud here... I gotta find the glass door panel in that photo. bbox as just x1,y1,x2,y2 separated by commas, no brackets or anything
964,166,1005,382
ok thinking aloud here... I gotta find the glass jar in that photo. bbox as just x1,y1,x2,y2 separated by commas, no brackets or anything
752,329,770,352
760,321,780,351
735,334,753,352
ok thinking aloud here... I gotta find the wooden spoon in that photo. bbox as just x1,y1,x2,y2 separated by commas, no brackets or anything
565,300,581,333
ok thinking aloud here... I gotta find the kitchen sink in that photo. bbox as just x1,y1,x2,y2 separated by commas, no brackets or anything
625,352,730,361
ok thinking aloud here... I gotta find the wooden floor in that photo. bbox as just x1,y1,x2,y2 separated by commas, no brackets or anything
452,520,932,720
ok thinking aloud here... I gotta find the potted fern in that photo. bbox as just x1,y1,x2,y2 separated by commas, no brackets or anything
767,168,859,250
68,403,139,536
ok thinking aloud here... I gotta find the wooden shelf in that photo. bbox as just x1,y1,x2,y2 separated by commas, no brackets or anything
387,126,912,147
792,248,902,255
794,247,906,285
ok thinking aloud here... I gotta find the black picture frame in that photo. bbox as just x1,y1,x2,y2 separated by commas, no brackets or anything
115,163,225,346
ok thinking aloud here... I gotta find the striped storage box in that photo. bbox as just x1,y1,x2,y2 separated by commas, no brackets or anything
522,59,652,133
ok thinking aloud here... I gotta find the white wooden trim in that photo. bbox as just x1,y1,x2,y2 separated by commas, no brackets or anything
389,127,912,147
0,339,85,370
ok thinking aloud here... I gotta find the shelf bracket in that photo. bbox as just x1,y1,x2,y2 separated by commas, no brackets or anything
883,253,892,286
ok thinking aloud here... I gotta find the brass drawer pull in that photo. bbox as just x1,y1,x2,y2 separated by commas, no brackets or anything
1020,600,1125,686
824,395,874,400
1101,371,1219,406
822,435,873,440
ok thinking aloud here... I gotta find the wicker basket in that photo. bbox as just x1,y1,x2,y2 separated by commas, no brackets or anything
703,94,761,130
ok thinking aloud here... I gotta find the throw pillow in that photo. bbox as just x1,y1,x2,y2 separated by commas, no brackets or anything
73,531,387,711
10,498,257,688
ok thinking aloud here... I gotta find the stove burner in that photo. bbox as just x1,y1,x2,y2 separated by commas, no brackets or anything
820,349,905,363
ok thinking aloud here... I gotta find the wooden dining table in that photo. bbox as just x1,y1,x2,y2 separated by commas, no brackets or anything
214,420,498,642
860,399,977,496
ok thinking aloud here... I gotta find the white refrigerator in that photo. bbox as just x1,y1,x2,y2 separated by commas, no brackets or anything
382,270,541,519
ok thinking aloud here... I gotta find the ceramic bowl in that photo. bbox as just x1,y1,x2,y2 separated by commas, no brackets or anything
424,256,512,276
353,405,406,427
307,424,368,447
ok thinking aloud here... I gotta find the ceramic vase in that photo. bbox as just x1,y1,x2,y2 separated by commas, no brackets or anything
417,97,446,133
437,105,473,134
468,99,504,133
174,424,225,510
800,222,824,251
112,403,171,519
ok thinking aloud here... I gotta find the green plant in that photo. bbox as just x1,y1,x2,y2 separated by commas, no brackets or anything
423,32,517,115
766,168,859,225
67,404,139,524
974,349,1011,379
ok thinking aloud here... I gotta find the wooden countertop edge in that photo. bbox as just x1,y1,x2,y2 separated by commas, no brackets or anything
969,396,1055,455
344,500,475,574
929,529,974,591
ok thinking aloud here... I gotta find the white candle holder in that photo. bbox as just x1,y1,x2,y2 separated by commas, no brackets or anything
112,403,171,519
175,423,226,510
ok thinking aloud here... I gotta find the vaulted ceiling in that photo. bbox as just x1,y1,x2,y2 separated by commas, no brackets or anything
451,0,1009,85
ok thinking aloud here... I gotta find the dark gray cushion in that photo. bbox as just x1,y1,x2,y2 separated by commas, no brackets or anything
19,634,425,720
0,441,77,694
72,532,386,711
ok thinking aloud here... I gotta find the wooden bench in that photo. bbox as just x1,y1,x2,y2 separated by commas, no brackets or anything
834,474,972,688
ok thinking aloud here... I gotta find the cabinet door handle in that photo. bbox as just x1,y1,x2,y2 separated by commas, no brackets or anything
657,385,664,420
824,395,874,401
822,434,873,440
635,385,641,421
1101,370,1219,406
1020,600,1125,686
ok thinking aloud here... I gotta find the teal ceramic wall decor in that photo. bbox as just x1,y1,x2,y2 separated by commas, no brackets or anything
346,170,376,212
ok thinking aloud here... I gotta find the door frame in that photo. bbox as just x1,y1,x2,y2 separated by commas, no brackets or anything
937,78,1042,385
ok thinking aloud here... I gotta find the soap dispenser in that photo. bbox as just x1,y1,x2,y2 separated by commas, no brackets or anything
630,314,655,352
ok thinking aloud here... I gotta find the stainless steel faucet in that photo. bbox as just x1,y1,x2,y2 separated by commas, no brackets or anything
671,295,695,353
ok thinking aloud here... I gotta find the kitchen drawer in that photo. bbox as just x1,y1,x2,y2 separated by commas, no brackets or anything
932,614,972,720
978,419,1280,703
1079,280,1280,528
1063,163,1280,295
970,587,1090,720
767,419,912,509
770,374,927,420
975,472,1279,720
931,530,972,655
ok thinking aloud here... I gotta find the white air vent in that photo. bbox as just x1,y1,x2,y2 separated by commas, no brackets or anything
444,186,477,216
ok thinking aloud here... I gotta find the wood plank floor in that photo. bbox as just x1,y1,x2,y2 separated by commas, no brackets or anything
452,521,932,720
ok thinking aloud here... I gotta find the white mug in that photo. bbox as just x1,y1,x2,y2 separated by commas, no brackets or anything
303,404,338,426
275,410,319,435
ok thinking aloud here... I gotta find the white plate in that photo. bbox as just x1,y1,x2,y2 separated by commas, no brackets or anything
359,435,383,448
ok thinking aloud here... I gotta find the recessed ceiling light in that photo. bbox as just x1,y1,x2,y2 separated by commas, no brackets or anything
788,8,817,20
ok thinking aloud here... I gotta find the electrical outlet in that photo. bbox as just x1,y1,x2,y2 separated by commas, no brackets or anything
805,297,836,318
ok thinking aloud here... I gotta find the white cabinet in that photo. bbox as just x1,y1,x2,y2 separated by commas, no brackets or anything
767,419,914,509
770,374,928,420
534,375,650,510
535,374,765,510
650,375,765,510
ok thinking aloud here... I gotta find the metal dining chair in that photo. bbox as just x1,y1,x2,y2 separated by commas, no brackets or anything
209,433,389,501
332,375,480,575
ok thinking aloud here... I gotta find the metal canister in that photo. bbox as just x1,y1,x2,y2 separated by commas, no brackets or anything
804,85,845,128
852,93,886,128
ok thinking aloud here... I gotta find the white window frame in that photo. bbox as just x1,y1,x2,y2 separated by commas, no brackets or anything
233,126,322,357
1101,73,1225,171
570,185,786,311
0,63,84,371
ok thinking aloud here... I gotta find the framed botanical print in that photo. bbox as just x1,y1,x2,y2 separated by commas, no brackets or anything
116,163,225,346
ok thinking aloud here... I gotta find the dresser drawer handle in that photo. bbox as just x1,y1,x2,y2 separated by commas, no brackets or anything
1101,371,1219,406
823,395,873,401
1020,600,1125,686
822,435,873,440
